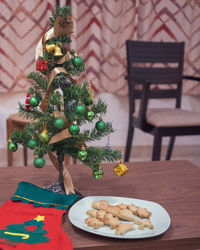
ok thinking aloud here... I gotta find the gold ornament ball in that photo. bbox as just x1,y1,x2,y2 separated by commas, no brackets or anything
87,111,94,121
39,132,50,143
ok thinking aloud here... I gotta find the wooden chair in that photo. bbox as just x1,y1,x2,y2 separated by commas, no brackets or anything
124,40,200,162
7,113,31,166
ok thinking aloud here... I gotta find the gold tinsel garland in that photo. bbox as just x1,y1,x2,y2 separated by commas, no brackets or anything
35,16,75,194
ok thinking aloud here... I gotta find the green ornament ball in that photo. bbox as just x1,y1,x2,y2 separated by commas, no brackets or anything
93,169,104,179
29,97,39,107
84,96,93,106
39,132,50,143
78,150,87,161
87,110,95,121
69,124,80,135
54,118,65,130
73,56,84,67
75,105,86,115
95,120,106,131
27,139,37,149
34,157,45,168
8,142,18,152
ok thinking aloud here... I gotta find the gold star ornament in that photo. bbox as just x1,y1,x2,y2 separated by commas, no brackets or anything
34,215,45,222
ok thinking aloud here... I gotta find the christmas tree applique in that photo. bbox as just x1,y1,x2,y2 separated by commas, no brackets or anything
0,215,49,246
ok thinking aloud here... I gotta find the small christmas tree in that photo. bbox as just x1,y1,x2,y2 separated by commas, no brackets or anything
8,6,122,194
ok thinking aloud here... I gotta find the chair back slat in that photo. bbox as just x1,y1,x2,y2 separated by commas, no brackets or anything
131,67,181,84
134,89,178,99
127,41,184,63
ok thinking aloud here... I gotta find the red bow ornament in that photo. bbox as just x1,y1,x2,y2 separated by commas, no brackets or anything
36,60,48,73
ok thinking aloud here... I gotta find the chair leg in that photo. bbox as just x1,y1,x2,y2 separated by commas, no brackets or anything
152,133,162,161
23,147,28,166
166,136,175,160
124,119,134,162
65,155,70,165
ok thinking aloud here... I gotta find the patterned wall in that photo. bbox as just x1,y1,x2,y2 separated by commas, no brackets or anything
0,0,56,92
71,0,138,95
71,0,200,95
137,0,200,95
1,0,200,95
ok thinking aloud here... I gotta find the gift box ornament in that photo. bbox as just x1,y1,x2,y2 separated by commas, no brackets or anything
114,160,128,176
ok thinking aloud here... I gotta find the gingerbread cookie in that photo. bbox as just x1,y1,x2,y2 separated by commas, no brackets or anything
115,223,135,235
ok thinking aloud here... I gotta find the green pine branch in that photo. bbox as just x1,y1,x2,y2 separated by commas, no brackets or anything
27,72,48,93
82,147,122,170
53,139,121,170
74,122,114,142
46,35,72,45
63,83,107,124
10,121,53,159
18,103,43,120
10,128,30,146
93,98,107,114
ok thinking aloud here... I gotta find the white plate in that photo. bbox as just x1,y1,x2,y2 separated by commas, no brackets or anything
68,196,171,239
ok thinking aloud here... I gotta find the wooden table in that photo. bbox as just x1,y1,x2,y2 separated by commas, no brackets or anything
0,160,200,249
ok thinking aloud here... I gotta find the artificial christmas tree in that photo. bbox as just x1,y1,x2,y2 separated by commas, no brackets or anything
8,6,122,194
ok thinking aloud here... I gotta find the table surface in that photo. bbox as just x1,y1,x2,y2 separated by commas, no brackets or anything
0,160,200,250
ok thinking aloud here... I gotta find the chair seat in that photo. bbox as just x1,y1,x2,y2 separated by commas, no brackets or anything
9,113,32,124
134,108,200,127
